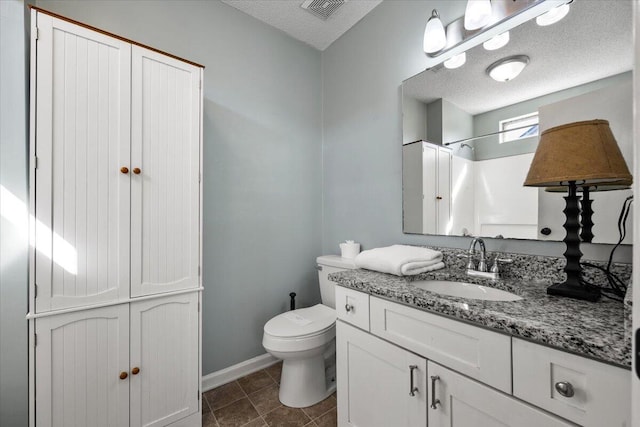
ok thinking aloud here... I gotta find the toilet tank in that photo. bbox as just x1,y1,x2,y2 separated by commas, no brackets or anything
316,255,357,309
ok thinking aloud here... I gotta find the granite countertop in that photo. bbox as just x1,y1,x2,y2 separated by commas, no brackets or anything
330,268,631,368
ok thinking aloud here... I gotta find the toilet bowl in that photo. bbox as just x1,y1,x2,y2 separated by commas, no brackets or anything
262,255,356,408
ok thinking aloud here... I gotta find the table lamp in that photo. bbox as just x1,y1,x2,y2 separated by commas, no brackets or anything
524,120,632,301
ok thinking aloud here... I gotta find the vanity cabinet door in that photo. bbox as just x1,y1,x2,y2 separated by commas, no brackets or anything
336,321,426,427
512,338,631,427
335,287,370,331
428,362,573,427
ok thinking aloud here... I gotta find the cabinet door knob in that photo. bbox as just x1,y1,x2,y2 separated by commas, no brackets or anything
345,304,353,312
554,381,574,397
133,168,141,175
131,367,140,375
120,167,129,174
119,371,128,380
436,196,443,200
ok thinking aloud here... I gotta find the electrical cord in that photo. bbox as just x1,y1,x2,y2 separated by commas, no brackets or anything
580,195,633,301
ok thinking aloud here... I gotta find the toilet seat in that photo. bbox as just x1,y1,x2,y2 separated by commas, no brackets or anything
263,304,336,353
265,304,335,338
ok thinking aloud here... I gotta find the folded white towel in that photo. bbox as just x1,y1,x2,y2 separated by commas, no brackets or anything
355,245,445,276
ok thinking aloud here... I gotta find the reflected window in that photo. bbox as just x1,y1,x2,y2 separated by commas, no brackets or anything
499,112,539,143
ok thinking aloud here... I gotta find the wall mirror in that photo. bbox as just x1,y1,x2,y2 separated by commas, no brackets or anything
402,0,633,244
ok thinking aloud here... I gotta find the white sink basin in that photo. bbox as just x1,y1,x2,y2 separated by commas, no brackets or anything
410,280,522,302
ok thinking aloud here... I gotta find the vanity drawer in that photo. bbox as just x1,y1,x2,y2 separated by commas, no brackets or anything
512,338,630,427
370,297,512,393
335,287,369,331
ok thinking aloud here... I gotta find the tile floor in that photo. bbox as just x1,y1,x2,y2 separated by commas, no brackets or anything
202,362,337,427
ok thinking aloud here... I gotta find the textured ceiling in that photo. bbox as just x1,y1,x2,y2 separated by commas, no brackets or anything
220,0,383,51
403,0,633,115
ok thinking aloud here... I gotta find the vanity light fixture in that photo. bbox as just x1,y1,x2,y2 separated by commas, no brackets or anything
464,0,493,30
424,0,573,71
423,9,447,54
536,2,570,26
444,52,466,69
486,55,529,82
524,120,633,302
482,31,510,51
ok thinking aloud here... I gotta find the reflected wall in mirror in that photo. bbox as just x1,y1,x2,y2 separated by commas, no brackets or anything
402,0,633,244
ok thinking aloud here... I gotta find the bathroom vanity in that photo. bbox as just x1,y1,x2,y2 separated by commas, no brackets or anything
331,268,631,427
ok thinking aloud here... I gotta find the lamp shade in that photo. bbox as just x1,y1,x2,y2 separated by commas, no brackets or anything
524,119,632,187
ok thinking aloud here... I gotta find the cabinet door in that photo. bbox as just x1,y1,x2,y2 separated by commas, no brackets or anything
130,293,199,427
428,362,573,427
130,46,201,297
35,305,130,427
512,338,630,427
337,321,427,427
34,13,131,312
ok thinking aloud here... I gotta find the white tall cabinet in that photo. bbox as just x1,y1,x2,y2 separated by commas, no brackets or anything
422,142,451,236
402,141,452,235
28,8,203,427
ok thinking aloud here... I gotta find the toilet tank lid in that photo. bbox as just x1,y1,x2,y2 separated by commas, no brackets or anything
316,255,357,269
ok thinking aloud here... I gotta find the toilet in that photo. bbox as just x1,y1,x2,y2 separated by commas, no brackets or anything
262,255,356,408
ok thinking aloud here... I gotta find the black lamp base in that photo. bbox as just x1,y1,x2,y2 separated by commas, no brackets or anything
547,181,601,302
546,281,601,302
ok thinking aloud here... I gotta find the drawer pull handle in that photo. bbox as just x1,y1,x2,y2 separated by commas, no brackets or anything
555,381,575,398
345,304,353,313
430,375,441,409
409,365,418,397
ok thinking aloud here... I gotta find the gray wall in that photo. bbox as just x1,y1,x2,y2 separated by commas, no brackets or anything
441,99,473,147
320,0,631,262
0,1,30,425
402,94,428,144
426,99,444,144
34,0,323,375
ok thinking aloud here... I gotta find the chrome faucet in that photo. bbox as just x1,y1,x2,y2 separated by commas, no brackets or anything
468,238,488,272
458,237,512,280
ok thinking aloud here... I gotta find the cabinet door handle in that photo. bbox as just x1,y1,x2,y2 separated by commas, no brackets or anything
131,367,140,375
120,167,129,174
409,365,418,397
345,304,353,312
554,381,574,398
133,168,141,175
430,375,441,409
119,371,128,380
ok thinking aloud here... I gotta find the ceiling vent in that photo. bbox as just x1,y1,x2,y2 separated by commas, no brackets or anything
301,0,347,20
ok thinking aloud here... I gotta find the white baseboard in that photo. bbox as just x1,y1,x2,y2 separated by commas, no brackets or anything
202,353,279,392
